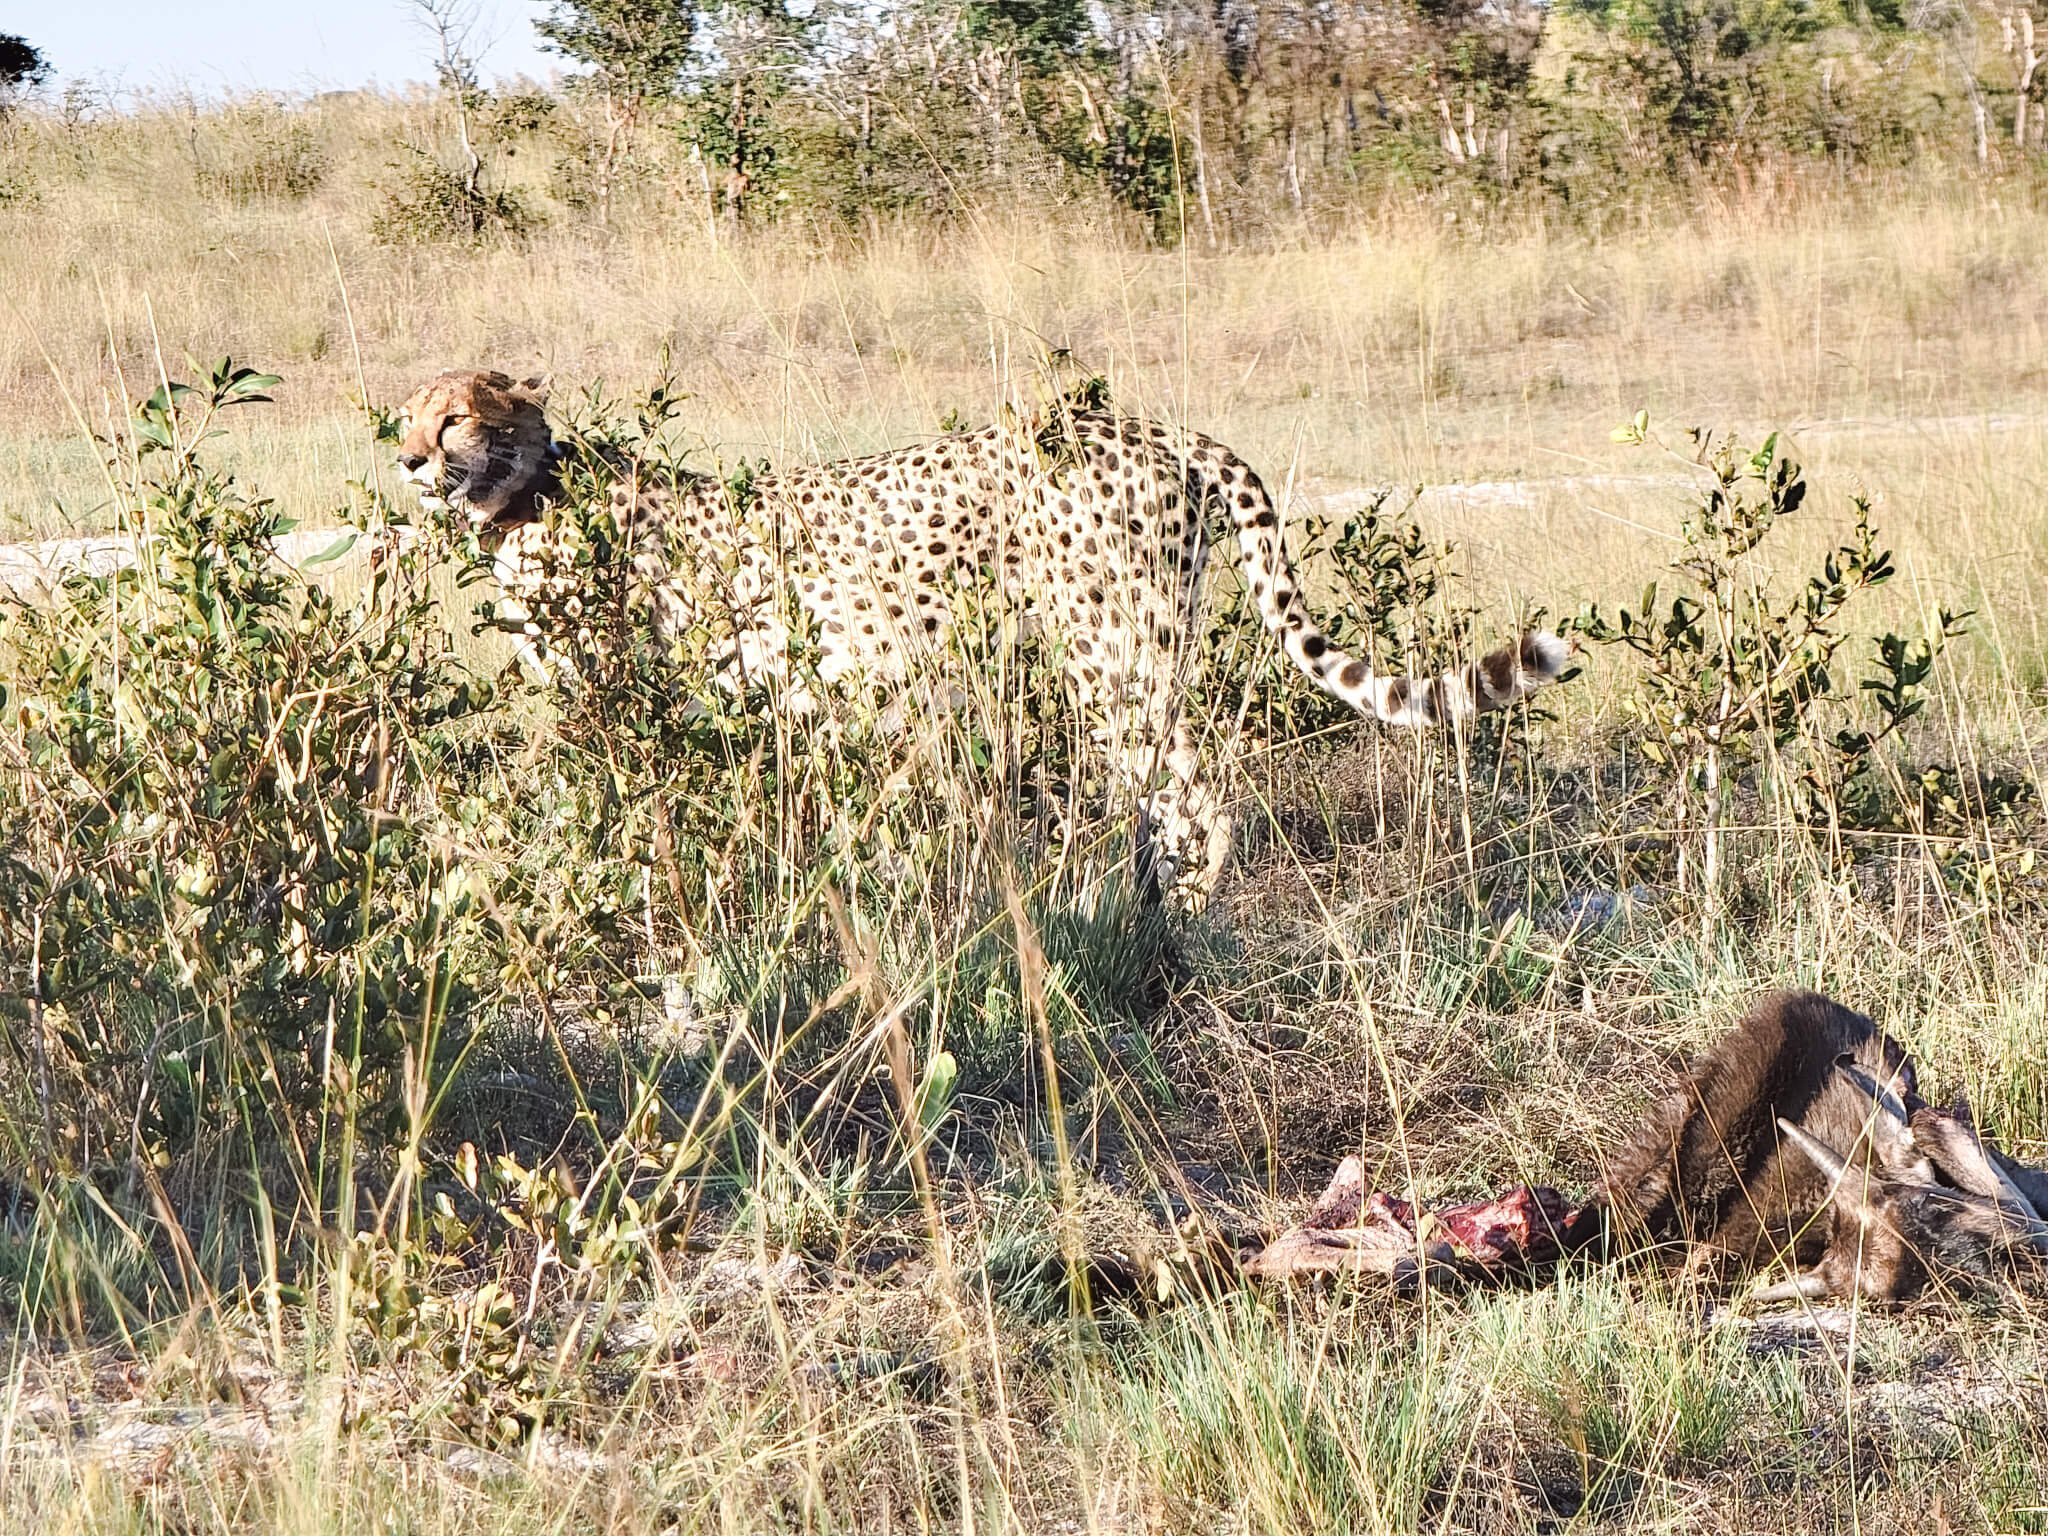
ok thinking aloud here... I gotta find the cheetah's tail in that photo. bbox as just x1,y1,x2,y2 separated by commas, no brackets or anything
1224,465,1570,727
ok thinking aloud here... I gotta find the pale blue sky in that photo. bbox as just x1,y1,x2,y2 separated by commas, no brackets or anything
26,1,563,97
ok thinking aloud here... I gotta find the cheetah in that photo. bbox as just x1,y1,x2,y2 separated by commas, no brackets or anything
395,369,1569,903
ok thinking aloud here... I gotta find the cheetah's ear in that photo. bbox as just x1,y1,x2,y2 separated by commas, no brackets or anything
516,373,552,407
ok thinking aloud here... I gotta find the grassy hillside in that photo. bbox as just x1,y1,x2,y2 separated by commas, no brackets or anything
3,89,2048,1534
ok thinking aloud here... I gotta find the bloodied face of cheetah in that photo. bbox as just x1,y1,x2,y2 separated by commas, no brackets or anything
396,370,557,527
397,369,1571,905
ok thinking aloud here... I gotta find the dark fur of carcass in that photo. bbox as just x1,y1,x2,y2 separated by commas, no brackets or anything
1244,990,2048,1301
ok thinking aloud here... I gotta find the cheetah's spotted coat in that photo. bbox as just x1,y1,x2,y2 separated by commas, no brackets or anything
396,369,1568,901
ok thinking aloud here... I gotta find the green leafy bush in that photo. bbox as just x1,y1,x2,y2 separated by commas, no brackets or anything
0,360,497,1179
1576,417,2036,911
372,150,533,245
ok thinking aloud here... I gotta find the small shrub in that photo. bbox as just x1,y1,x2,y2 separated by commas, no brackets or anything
478,89,556,142
1574,417,2036,915
0,360,500,1181
372,150,533,245
0,170,35,209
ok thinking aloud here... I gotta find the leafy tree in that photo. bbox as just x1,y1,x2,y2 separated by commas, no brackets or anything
689,0,821,226
538,0,699,223
962,0,1094,63
406,0,487,196
380,0,532,244
0,32,49,114
1560,0,1835,163
539,0,698,102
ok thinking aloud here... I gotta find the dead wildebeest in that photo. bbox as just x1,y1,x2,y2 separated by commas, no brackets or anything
1245,990,2048,1302
1602,989,2048,1300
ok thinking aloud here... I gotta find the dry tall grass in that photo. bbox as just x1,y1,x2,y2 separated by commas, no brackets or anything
9,96,2048,678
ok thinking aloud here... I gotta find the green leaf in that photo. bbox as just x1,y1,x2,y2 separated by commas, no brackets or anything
913,1049,958,1134
224,372,282,406
301,532,359,567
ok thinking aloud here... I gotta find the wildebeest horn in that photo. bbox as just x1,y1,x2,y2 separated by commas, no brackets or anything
1838,1062,1933,1178
1911,1109,2009,1200
1840,1062,1910,1124
1908,1108,2048,1250
1776,1116,1855,1187
1751,1269,1833,1304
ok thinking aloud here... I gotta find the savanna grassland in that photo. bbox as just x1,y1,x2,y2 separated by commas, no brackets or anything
6,61,2048,1536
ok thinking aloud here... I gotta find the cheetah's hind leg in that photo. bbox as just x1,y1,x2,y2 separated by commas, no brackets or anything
1131,721,1235,913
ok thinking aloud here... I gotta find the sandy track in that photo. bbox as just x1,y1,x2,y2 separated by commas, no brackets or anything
0,526,370,601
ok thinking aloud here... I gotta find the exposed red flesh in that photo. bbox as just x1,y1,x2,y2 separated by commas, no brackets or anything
1246,1160,1593,1284
1426,1185,1573,1265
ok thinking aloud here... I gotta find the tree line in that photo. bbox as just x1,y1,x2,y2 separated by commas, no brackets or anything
537,0,2048,232
11,0,2048,239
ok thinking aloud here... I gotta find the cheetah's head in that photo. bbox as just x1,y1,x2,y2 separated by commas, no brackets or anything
396,369,557,531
